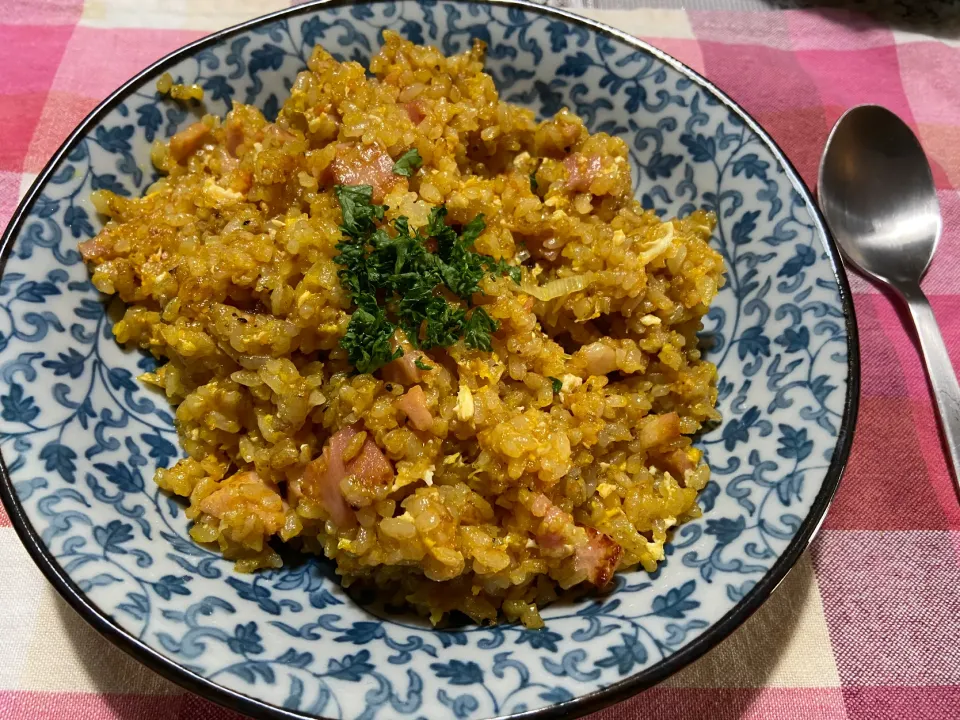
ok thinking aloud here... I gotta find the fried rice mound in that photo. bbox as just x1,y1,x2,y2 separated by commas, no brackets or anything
78,32,725,628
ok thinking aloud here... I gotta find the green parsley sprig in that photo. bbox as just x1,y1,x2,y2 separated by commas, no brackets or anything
333,184,519,374
392,148,422,177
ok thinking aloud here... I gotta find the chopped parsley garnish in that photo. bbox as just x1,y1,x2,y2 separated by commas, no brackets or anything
529,172,538,193
549,376,562,394
340,298,400,375
335,185,386,240
392,148,423,177
333,184,519,374
462,306,498,353
484,256,522,285
414,357,434,371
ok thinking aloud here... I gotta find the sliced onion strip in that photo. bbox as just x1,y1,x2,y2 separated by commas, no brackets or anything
520,273,593,302
637,223,675,264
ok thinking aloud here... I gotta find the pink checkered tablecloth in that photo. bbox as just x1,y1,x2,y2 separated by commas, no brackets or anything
1,0,959,718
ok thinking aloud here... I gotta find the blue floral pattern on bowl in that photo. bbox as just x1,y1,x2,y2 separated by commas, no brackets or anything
0,1,857,718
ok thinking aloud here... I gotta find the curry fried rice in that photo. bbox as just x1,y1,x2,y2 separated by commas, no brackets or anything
78,32,725,628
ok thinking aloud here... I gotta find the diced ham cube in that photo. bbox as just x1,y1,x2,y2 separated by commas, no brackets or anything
529,493,552,518
533,496,575,555
574,528,623,587
169,122,210,163
78,236,112,263
198,470,285,534
303,451,351,528
405,101,426,125
563,153,604,193
382,332,426,385
223,105,266,157
656,448,695,483
347,435,394,488
303,425,394,527
331,142,398,202
525,493,622,586
640,412,681,449
224,118,245,156
398,385,433,431
538,531,566,552
383,351,425,384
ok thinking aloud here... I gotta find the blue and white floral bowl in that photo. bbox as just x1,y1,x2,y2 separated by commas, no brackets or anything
0,1,858,718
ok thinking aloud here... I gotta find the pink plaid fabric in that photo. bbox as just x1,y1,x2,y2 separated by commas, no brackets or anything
1,1,959,718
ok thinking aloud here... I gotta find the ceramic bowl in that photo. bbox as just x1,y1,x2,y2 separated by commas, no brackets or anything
0,1,858,718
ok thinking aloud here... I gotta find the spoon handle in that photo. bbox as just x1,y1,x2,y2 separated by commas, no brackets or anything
901,283,960,498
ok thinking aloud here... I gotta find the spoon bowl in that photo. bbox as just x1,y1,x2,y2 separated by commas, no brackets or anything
819,104,960,501
819,104,941,290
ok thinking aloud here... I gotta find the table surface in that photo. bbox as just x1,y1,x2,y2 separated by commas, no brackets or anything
1,0,959,718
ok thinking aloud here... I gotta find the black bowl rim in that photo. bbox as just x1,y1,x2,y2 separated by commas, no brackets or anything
0,1,860,719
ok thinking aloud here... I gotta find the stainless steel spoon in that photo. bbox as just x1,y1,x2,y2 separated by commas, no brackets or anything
819,104,960,498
